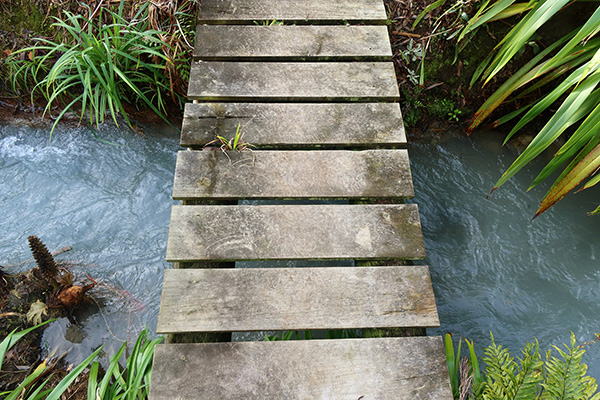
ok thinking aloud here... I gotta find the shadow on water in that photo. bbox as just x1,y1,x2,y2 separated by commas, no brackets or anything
1,122,599,379
407,129,600,379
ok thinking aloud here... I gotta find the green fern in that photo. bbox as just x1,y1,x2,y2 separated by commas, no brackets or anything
512,341,544,400
481,333,518,399
472,332,600,400
540,333,600,400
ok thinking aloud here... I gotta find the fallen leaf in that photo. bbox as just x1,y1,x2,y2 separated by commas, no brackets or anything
27,300,48,325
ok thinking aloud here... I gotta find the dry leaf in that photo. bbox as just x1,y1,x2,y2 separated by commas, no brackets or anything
27,300,48,325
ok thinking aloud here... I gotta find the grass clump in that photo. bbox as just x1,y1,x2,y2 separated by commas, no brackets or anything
6,0,190,139
0,320,101,399
0,321,161,399
88,329,163,399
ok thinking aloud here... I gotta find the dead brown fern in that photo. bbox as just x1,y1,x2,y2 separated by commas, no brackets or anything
147,0,199,98
459,356,474,400
27,235,59,289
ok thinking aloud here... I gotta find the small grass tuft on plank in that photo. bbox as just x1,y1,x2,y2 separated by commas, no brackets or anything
204,122,255,162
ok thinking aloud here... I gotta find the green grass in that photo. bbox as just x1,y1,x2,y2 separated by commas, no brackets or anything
87,330,163,400
0,320,101,400
265,329,359,341
0,322,161,400
6,1,179,140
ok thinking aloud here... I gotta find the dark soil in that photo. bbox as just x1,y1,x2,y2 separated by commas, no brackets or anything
384,0,514,136
384,0,597,141
0,94,184,139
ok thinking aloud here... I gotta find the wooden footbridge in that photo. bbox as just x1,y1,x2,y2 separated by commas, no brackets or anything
149,0,453,398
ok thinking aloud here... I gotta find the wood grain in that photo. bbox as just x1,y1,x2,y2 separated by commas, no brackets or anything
181,103,406,148
166,204,426,262
188,62,400,101
172,150,414,200
194,25,392,60
157,266,439,333
149,337,453,399
197,0,387,24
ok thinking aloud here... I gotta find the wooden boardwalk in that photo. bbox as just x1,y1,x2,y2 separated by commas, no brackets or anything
149,1,453,398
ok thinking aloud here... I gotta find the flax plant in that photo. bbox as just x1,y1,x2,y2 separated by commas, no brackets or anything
87,329,162,400
7,1,176,139
472,1,600,216
421,0,600,216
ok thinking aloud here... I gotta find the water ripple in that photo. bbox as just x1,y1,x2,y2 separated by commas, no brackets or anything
408,131,600,379
0,123,179,363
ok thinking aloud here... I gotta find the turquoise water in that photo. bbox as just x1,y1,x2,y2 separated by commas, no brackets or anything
0,123,179,361
1,122,599,378
408,130,600,378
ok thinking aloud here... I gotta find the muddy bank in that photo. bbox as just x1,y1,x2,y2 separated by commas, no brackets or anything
0,96,183,136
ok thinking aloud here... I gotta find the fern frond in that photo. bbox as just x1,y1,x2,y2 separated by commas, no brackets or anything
512,340,544,400
481,333,518,399
540,332,600,400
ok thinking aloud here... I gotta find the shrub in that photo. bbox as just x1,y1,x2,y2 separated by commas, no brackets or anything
445,332,600,399
6,1,179,139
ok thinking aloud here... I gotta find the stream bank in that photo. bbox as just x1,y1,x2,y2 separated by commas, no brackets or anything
0,123,178,376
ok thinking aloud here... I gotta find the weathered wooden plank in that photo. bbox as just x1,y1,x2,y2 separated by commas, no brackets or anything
157,266,439,334
172,150,414,200
194,25,392,60
166,204,425,262
197,0,387,24
188,62,400,101
149,337,453,400
181,103,406,147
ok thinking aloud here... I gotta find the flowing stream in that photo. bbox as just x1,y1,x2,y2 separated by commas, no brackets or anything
1,123,599,378
0,122,179,362
408,130,600,378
